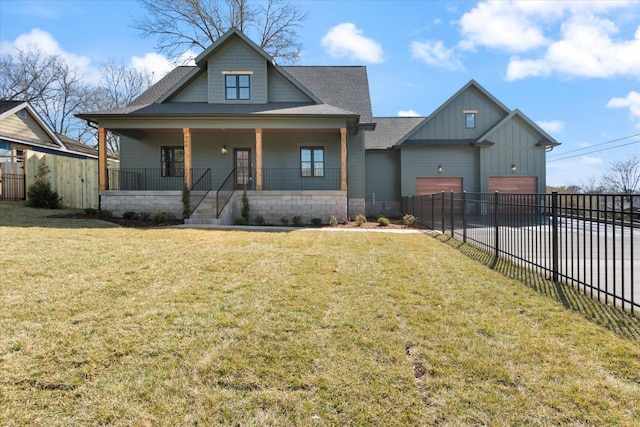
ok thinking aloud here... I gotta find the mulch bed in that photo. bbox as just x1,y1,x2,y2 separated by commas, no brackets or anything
49,213,414,229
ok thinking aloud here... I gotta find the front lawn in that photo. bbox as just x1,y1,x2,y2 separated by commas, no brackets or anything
1,202,639,425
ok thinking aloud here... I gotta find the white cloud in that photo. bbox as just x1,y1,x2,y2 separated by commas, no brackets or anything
456,1,640,81
321,23,384,63
411,40,465,71
458,1,549,52
506,15,640,80
131,50,196,83
582,156,603,165
398,109,421,117
2,28,98,83
536,120,565,133
606,91,640,128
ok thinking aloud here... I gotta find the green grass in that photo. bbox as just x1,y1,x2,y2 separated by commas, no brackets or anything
1,202,639,425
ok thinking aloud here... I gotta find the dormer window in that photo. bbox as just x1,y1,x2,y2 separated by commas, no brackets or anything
464,110,477,129
225,74,251,100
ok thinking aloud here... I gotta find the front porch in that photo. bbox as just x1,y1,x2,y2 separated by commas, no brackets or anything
97,126,352,224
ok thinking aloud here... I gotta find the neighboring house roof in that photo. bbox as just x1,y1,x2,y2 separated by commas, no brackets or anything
366,117,426,149
0,100,106,159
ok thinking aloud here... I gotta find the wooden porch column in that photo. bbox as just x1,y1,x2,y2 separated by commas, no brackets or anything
256,128,263,191
340,128,347,191
183,128,192,188
98,127,108,191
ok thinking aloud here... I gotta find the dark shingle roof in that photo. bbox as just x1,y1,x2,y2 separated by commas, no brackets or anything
129,67,194,106
366,117,426,149
0,100,24,114
283,66,373,121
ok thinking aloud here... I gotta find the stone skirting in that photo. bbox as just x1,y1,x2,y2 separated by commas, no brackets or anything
236,190,348,225
99,191,184,218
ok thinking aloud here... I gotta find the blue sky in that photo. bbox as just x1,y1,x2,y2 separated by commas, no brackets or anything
1,0,639,188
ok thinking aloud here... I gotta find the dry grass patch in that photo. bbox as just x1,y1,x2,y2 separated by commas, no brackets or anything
1,202,639,425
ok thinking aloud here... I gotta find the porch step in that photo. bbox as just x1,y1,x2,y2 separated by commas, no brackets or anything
186,192,234,225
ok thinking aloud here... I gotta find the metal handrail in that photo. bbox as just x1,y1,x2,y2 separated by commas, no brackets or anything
216,168,236,218
187,169,212,218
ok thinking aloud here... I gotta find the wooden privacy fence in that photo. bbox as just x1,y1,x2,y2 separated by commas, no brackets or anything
24,151,118,210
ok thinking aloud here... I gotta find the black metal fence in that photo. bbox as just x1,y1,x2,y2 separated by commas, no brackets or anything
403,192,638,313
0,173,25,201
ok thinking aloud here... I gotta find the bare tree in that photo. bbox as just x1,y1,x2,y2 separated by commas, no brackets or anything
601,155,640,196
133,0,307,63
1,48,152,157
78,63,154,155
0,47,96,138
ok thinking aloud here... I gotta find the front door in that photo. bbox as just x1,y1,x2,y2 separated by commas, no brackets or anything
234,148,251,189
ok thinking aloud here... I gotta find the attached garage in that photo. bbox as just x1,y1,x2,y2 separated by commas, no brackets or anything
488,176,537,194
489,176,538,214
416,177,463,195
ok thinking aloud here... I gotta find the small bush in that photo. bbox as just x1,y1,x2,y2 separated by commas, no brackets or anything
377,216,390,226
292,215,303,226
123,211,137,219
355,214,367,226
234,217,247,225
153,212,169,224
254,215,266,226
241,188,250,222
402,214,417,227
138,212,151,220
329,215,338,226
311,217,322,226
26,163,61,209
98,209,113,219
84,208,98,216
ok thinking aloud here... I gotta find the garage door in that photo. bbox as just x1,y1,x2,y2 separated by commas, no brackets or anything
489,177,537,214
488,177,537,193
416,177,463,195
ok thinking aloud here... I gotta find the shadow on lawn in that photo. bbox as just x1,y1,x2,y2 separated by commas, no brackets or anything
434,234,640,342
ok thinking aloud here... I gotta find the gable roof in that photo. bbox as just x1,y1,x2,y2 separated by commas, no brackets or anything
80,28,372,123
477,108,561,147
366,117,426,149
1,100,104,159
396,79,510,145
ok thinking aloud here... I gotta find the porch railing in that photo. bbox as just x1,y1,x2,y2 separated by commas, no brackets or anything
107,168,210,191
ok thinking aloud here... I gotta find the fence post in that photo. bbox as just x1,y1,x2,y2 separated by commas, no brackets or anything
494,191,499,258
450,191,455,237
431,195,435,230
551,191,559,283
441,191,445,234
462,191,467,243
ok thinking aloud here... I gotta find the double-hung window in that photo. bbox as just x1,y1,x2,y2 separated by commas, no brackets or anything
161,146,184,177
300,147,324,177
225,74,250,100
